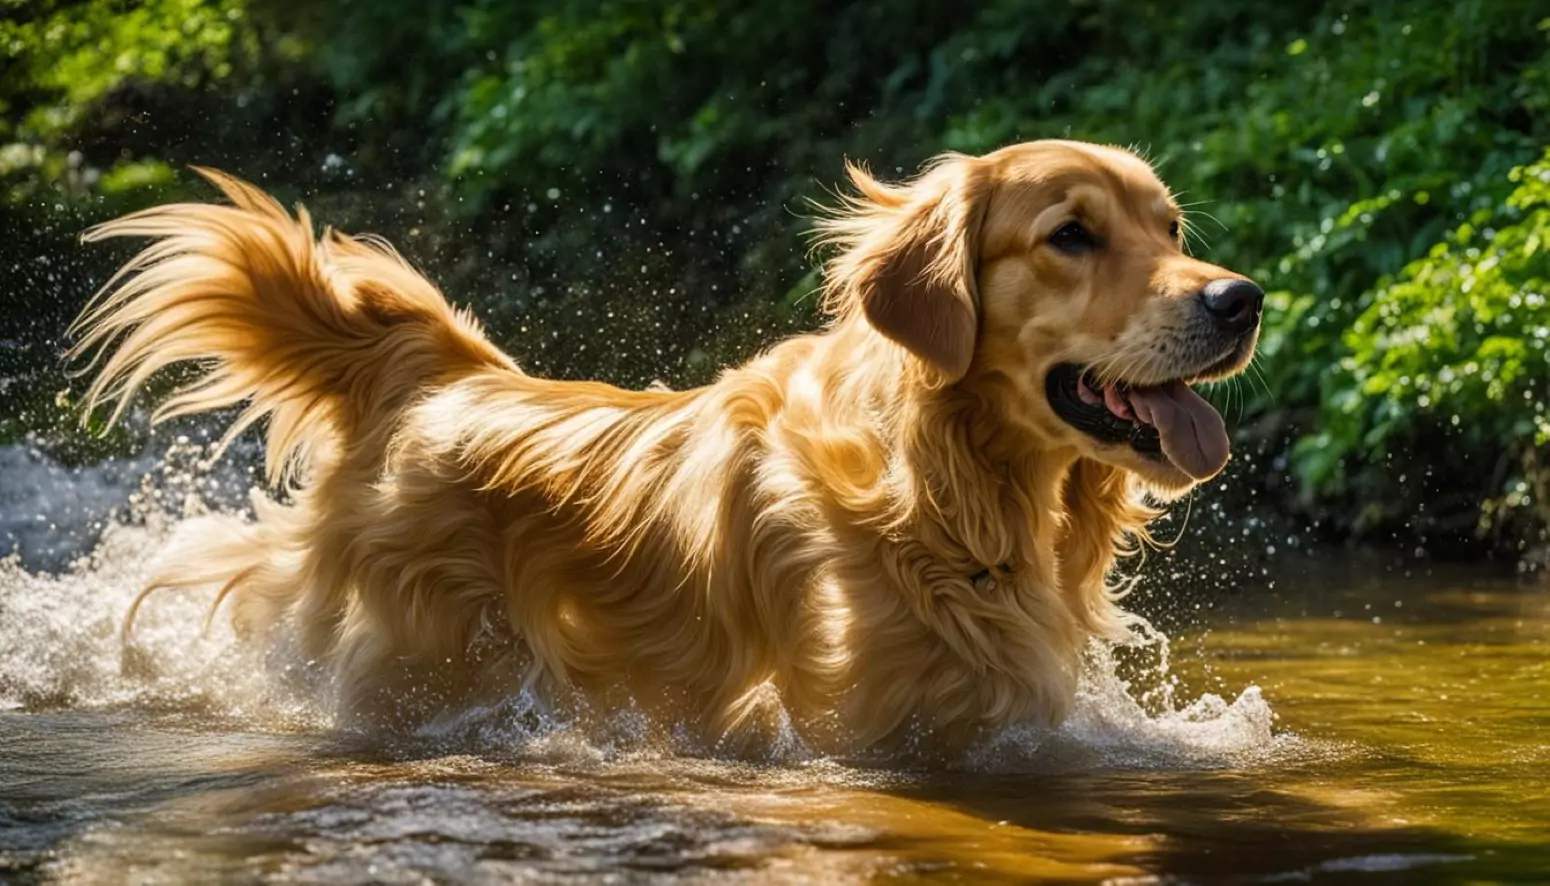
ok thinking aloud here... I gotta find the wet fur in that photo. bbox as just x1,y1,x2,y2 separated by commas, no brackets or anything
74,142,1251,755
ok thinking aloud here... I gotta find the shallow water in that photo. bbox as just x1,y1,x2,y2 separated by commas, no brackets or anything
2,444,1547,884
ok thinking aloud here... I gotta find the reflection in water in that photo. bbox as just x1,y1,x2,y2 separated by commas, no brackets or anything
2,444,1548,883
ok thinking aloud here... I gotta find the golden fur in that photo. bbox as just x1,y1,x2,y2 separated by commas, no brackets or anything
72,140,1258,756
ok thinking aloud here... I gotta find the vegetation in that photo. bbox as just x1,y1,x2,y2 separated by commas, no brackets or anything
2,0,1547,558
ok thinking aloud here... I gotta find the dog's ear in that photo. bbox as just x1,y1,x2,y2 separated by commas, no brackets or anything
819,156,991,382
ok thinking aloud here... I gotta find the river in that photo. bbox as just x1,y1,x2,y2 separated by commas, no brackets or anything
2,440,1546,883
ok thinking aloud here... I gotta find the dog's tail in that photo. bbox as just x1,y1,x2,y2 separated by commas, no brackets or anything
70,168,513,482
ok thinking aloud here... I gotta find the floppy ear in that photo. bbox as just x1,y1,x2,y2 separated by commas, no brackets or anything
819,156,990,382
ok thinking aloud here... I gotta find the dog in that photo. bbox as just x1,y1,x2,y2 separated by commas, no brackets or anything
72,140,1262,756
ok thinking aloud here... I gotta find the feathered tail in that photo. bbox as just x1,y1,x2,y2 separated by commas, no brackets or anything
69,168,513,483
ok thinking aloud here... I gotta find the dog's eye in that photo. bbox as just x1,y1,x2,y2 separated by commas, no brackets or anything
1049,222,1096,254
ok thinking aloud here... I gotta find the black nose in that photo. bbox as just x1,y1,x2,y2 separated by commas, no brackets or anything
1198,278,1264,334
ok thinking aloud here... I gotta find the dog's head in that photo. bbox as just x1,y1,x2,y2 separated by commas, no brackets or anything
821,139,1261,494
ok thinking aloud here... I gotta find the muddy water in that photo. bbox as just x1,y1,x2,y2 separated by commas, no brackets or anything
2,444,1547,884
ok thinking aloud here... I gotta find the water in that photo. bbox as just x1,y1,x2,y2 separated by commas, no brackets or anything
2,443,1547,883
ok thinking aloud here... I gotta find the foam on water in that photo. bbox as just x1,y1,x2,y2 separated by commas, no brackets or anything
0,442,1288,770
965,639,1286,773
0,438,313,723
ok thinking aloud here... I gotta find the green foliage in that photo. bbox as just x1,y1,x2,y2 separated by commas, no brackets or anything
2,0,1548,551
0,0,251,120
1305,149,1550,535
0,0,257,202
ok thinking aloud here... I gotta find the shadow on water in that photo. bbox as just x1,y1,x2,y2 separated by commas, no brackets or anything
888,768,1550,884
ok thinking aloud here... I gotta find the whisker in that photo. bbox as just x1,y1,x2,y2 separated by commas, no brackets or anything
1181,221,1213,254
1242,361,1264,400
1249,356,1275,405
1183,207,1230,233
1094,352,1148,390
1206,376,1234,420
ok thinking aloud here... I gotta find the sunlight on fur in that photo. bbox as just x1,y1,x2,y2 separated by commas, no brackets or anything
70,141,1262,757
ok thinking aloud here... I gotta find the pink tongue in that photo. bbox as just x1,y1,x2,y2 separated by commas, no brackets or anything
1126,382,1229,479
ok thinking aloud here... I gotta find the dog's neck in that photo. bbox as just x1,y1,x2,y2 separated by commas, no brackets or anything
766,319,1149,745
811,317,1150,617
807,320,1080,575
900,386,1070,572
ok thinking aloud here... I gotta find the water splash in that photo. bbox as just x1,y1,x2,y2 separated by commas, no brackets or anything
0,442,1291,769
0,439,314,725
965,635,1284,773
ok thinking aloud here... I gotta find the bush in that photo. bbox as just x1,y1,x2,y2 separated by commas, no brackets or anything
1306,149,1550,545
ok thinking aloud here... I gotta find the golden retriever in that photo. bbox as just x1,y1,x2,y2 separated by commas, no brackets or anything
72,140,1262,756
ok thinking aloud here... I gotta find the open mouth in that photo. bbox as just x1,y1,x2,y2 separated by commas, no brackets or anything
1045,363,1231,480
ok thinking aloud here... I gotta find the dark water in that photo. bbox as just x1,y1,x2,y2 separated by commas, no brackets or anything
2,445,1548,884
